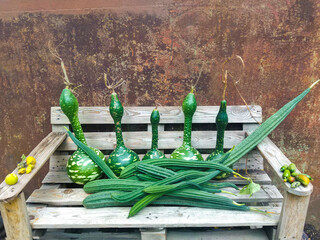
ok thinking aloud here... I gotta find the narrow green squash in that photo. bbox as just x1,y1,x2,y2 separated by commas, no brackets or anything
171,88,203,161
60,90,106,185
107,92,140,176
142,108,165,160
207,99,231,179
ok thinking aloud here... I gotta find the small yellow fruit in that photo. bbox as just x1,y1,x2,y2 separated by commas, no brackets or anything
5,173,18,185
26,165,33,174
26,156,36,165
18,168,26,174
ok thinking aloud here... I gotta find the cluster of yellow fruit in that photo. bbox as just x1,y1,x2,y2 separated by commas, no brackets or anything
18,154,36,174
4,155,37,186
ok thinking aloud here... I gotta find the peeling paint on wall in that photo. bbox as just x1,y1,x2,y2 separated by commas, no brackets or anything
0,0,320,230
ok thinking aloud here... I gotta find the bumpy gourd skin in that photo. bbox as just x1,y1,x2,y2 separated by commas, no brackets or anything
107,92,140,176
60,89,106,184
170,90,203,161
207,100,230,179
142,109,165,160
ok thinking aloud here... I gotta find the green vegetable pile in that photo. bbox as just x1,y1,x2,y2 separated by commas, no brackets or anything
280,163,313,188
63,79,319,217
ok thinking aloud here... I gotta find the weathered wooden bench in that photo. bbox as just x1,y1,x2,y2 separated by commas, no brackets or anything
0,105,313,240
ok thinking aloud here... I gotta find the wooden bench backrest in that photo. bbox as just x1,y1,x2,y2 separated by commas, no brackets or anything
46,106,262,182
51,106,261,150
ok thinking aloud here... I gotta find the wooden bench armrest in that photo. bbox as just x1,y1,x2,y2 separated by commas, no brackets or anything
0,132,67,202
252,135,313,197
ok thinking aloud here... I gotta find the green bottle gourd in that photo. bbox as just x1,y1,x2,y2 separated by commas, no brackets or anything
142,109,165,160
170,88,203,161
207,99,231,179
207,100,228,161
60,89,106,185
107,92,140,176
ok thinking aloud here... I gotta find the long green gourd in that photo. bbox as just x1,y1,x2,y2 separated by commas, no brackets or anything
127,80,320,216
207,99,231,179
171,87,203,161
61,88,107,185
107,92,140,176
207,100,228,161
224,80,319,167
142,108,165,160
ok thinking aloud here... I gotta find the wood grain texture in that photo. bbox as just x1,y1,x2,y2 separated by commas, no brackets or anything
57,131,245,150
49,150,264,171
41,169,272,185
0,193,32,240
51,106,262,124
0,132,67,202
28,205,280,229
255,136,313,196
276,192,310,240
26,185,282,206
167,229,269,240
141,228,166,240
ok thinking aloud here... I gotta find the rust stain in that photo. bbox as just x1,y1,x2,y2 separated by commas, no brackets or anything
0,0,320,230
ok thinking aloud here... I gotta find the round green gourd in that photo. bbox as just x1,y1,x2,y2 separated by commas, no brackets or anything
142,109,165,160
60,88,106,185
170,88,203,161
206,100,230,179
107,92,140,176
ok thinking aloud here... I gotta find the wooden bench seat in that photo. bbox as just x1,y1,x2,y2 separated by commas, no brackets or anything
0,105,313,240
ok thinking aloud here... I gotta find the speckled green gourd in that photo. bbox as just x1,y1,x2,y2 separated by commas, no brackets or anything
206,100,230,179
60,89,106,185
207,100,228,161
170,88,203,161
142,109,165,160
107,92,140,176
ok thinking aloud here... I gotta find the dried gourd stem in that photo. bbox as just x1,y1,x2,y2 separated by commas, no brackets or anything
310,79,320,89
103,72,126,93
192,61,205,90
223,55,261,125
222,70,228,100
48,40,74,90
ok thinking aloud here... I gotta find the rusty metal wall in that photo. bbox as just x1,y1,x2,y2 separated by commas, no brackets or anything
0,0,319,229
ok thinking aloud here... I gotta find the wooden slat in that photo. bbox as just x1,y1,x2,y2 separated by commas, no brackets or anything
167,229,270,240
42,169,272,185
32,228,269,240
49,150,264,172
255,136,313,197
27,185,282,206
57,131,245,151
276,192,310,239
51,106,262,124
0,132,67,202
0,193,32,240
28,205,280,229
33,229,141,240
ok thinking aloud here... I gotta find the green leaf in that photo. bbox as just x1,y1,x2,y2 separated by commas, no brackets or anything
21,154,26,161
239,181,261,197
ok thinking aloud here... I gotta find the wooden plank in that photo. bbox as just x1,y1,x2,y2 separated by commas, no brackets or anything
34,229,141,240
49,150,263,172
255,136,313,196
167,229,269,240
51,105,262,124
141,228,166,240
276,192,310,240
28,205,280,229
27,185,282,206
0,193,32,240
57,131,245,151
0,132,67,202
42,169,271,185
